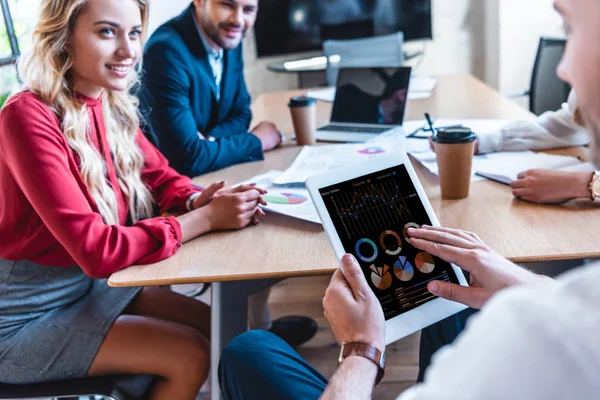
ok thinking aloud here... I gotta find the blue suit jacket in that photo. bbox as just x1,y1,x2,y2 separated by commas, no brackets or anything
139,4,263,177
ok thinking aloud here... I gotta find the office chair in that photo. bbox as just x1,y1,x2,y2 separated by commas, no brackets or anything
323,32,405,86
0,375,151,400
320,18,375,42
528,37,571,115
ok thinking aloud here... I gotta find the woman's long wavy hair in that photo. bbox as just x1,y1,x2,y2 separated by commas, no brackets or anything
18,0,154,225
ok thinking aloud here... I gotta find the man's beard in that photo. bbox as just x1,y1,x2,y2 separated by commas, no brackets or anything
203,17,246,50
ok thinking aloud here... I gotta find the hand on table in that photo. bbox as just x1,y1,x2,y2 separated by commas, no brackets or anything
251,121,282,152
192,181,227,209
510,169,592,204
407,225,545,309
204,184,267,230
323,254,386,353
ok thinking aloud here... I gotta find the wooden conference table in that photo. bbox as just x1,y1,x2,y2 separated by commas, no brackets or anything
109,74,600,398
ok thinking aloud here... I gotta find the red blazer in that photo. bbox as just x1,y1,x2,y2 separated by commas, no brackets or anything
0,91,201,278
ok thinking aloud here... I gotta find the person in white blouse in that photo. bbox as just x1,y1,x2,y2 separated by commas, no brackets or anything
478,90,597,204
217,1,600,399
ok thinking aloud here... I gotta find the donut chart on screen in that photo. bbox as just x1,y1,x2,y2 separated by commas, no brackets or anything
264,192,307,205
355,238,378,262
402,222,420,242
370,264,392,290
380,230,402,255
415,252,436,274
393,256,414,282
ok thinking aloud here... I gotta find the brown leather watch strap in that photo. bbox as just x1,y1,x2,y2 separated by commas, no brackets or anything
338,342,386,385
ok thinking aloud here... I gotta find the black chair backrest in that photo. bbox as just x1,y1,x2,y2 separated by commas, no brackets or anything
529,37,571,116
320,18,375,42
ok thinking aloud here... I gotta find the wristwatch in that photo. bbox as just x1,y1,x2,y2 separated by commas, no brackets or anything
338,342,386,385
589,172,600,201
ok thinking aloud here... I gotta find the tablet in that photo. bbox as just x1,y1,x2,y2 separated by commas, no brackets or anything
306,152,468,344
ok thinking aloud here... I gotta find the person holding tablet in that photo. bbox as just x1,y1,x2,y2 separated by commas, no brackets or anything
0,0,266,398
218,0,600,398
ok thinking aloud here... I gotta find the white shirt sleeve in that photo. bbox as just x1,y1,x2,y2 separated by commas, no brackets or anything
478,91,590,154
397,265,600,400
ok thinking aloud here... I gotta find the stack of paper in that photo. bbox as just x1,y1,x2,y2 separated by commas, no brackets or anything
273,142,402,185
411,151,583,184
476,153,583,184
401,119,512,139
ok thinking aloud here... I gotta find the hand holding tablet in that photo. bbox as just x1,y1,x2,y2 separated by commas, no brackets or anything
323,254,386,353
307,152,469,344
308,152,544,344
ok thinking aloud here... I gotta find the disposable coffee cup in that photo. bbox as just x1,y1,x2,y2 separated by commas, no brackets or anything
432,127,477,200
288,96,317,146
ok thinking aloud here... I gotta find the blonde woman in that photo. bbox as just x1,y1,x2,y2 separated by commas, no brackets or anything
0,0,266,398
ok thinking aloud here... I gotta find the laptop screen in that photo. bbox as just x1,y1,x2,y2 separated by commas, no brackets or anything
331,67,412,125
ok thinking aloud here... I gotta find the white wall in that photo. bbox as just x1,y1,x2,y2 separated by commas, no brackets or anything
148,0,191,33
147,0,564,99
495,0,564,94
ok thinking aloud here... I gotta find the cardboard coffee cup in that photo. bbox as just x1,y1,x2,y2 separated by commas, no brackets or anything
432,127,477,200
288,96,317,145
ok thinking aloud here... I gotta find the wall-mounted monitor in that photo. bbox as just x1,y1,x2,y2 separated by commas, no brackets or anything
254,0,433,58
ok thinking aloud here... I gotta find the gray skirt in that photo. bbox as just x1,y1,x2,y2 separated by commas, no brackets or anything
0,258,141,384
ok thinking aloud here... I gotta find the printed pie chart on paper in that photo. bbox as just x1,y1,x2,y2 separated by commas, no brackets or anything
264,192,308,205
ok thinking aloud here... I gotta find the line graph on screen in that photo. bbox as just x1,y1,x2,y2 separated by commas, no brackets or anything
331,176,415,238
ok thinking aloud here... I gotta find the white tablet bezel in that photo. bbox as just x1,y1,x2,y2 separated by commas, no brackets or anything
306,152,468,345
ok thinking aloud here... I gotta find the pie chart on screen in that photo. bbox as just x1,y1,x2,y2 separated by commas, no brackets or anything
264,193,308,205
415,252,436,274
393,256,414,282
370,264,392,290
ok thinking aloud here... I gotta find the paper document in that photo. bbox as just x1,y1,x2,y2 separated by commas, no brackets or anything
273,142,403,185
412,151,583,183
305,87,336,103
403,119,512,139
240,170,320,224
305,77,438,103
560,162,596,173
409,76,438,93
366,124,431,154
476,152,583,184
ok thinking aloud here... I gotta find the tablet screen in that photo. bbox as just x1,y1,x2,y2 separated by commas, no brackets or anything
318,164,461,320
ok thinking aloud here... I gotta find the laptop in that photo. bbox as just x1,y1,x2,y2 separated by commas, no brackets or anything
316,66,412,143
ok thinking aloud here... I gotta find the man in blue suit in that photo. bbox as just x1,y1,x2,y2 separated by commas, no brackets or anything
140,0,282,177
141,0,317,347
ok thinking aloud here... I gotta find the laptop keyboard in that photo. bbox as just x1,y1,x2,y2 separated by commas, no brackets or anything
317,125,390,134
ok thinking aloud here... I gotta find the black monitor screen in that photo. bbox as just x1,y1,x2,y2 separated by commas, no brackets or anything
331,67,411,125
254,0,432,58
